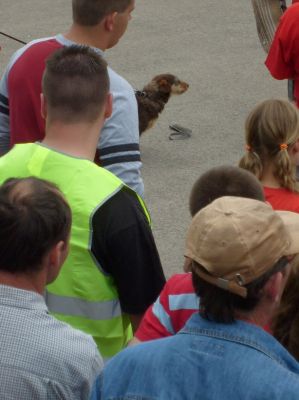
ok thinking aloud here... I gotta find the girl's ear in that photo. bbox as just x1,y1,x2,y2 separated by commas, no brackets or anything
289,139,299,154
294,139,299,153
289,139,299,164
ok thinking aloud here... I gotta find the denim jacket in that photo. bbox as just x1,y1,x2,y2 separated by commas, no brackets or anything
92,313,299,400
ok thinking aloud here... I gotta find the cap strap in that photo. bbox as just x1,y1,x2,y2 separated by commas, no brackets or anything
192,262,248,298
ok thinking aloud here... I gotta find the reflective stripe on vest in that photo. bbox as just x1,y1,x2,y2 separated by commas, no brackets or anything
45,292,122,320
0,143,150,358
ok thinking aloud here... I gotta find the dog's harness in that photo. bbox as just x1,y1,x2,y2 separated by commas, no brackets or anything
134,90,147,98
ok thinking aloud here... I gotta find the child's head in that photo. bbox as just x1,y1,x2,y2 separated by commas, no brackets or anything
184,165,265,272
239,99,299,192
189,165,264,216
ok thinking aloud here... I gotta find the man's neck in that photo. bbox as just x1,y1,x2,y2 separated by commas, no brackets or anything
43,121,102,161
0,271,45,295
235,302,275,328
64,24,108,51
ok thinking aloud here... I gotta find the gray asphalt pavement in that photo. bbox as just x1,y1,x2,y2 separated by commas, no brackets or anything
0,0,287,276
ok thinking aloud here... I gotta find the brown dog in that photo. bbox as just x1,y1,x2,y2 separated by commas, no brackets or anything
136,74,189,135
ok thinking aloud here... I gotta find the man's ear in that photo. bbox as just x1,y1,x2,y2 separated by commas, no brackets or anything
46,240,69,284
104,12,118,32
183,257,192,272
104,93,113,119
264,271,284,303
40,93,47,120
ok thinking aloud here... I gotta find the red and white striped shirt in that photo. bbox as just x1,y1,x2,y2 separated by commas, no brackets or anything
136,273,198,340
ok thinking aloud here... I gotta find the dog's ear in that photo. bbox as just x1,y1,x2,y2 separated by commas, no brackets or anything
159,79,168,86
157,78,171,92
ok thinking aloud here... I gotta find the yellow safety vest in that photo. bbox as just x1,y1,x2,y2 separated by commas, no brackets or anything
0,143,150,359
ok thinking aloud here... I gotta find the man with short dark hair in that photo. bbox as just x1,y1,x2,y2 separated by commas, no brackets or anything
0,177,103,399
0,0,143,195
0,46,165,361
95,197,299,399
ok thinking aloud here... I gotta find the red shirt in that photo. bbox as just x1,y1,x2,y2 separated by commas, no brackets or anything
7,39,62,145
265,4,299,107
264,186,299,212
136,273,273,341
135,273,197,341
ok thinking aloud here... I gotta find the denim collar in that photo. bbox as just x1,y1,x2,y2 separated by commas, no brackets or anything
180,313,299,372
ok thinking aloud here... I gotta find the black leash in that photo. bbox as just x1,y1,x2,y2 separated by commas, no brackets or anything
168,123,192,140
0,31,27,45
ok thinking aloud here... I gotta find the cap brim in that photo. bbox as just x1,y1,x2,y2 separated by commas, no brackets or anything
277,211,299,256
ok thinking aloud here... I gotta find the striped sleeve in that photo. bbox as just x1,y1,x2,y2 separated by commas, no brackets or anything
0,71,10,155
135,274,199,341
98,67,144,196
135,281,174,341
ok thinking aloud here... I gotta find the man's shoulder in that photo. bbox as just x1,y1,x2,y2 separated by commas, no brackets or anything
165,273,194,294
92,185,145,228
43,147,126,204
45,314,101,363
102,323,299,400
0,303,102,398
0,288,102,381
13,297,101,364
107,66,135,93
100,185,144,214
6,37,61,73
28,311,103,381
76,161,126,199
183,315,299,375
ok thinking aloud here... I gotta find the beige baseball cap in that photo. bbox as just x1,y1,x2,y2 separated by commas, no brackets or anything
185,196,299,298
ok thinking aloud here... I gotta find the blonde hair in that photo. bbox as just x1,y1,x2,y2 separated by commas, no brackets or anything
239,99,299,192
